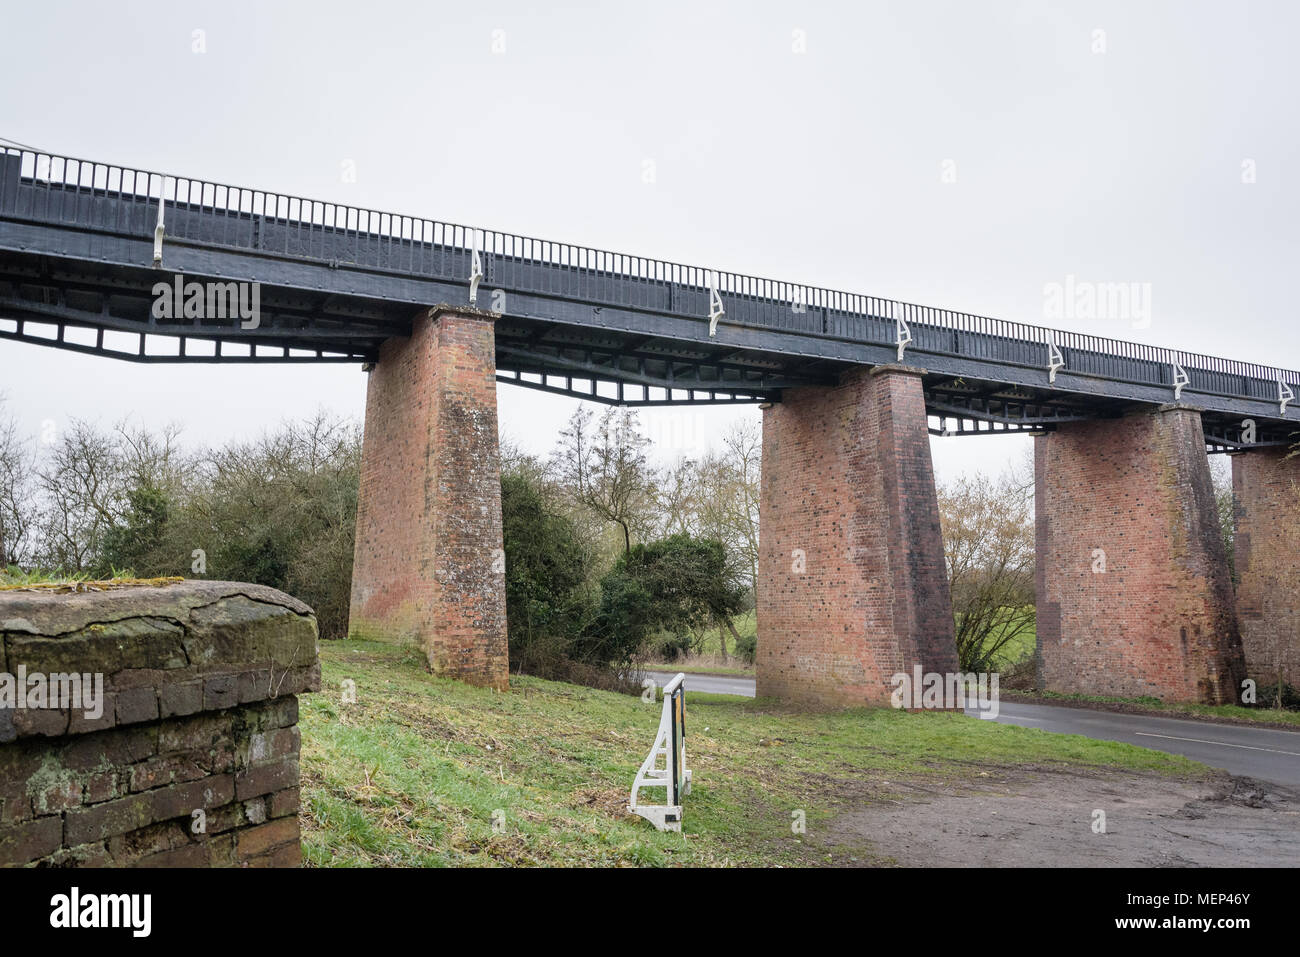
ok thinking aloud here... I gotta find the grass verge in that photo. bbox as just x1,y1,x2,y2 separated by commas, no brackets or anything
1003,689,1300,729
300,639,1208,867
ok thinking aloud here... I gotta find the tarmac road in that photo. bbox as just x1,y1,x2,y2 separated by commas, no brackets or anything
642,670,1300,786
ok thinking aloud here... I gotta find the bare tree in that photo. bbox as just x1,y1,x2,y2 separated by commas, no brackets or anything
554,406,656,556
656,457,700,538
0,399,35,568
33,419,128,572
670,420,762,659
115,419,187,494
938,470,1037,673
695,419,761,597
1209,454,1236,581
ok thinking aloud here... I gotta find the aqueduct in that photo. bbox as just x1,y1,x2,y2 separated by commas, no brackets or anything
1,146,1296,705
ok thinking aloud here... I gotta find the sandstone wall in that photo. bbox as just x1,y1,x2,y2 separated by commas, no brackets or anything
0,580,319,867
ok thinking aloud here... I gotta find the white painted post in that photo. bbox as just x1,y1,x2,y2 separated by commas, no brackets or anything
629,673,692,831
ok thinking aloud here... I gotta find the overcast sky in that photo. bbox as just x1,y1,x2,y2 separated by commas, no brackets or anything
1,0,1296,482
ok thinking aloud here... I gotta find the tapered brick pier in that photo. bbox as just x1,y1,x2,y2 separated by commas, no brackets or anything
757,365,958,706
1035,404,1245,704
348,306,509,690
1232,447,1300,694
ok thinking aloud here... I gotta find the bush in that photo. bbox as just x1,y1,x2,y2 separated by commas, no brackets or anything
97,485,169,577
592,534,745,667
75,413,362,639
501,471,597,667
999,655,1036,691
648,629,692,662
733,629,757,664
1246,679,1300,711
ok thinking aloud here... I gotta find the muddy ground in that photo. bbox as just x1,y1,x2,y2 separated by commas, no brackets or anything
828,768,1300,866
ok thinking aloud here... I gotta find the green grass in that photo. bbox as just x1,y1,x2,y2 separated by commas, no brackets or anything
645,609,757,673
974,623,1299,727
983,620,1036,668
1013,688,1300,727
0,566,180,589
300,639,1208,867
651,610,1035,675
1,567,95,586
694,608,756,657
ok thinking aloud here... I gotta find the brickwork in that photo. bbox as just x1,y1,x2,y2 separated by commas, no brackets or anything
1232,447,1300,691
1035,405,1245,704
757,365,958,706
0,580,319,867
348,306,508,689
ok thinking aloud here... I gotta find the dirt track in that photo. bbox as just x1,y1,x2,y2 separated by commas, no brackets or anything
829,769,1300,867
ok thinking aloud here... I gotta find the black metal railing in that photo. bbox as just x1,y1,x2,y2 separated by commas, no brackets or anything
1,145,1297,407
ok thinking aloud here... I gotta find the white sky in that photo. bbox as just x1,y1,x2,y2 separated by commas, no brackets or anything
2,0,1296,483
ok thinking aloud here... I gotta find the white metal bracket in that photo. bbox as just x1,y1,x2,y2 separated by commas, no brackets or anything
708,273,725,337
1281,379,1294,416
895,313,912,361
1172,362,1190,401
468,230,484,305
629,673,692,832
152,176,168,267
1047,339,1065,384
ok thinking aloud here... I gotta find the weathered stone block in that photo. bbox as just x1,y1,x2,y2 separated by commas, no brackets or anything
116,686,159,725
158,680,203,719
268,787,299,819
0,580,318,868
0,816,62,864
235,756,298,801
236,817,298,859
202,674,240,710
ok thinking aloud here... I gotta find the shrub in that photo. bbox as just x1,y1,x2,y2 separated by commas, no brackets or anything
501,470,598,667
733,629,757,664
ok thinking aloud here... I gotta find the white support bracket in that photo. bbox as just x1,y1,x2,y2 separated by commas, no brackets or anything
1047,339,1065,384
708,273,725,337
895,313,912,362
629,673,692,832
1172,362,1190,401
1281,379,1295,416
468,230,484,305
152,175,168,267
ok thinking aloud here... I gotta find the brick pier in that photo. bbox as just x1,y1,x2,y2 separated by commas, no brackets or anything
756,365,958,706
1035,404,1246,704
348,306,509,690
1232,447,1300,693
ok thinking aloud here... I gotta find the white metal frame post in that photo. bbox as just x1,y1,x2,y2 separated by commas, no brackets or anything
628,673,692,832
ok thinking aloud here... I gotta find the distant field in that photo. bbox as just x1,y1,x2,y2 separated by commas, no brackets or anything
648,610,1036,675
979,616,1036,669
644,609,757,674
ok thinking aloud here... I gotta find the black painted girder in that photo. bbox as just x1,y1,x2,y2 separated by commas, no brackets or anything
1,147,1298,426
0,322,370,363
495,371,770,406
496,344,811,393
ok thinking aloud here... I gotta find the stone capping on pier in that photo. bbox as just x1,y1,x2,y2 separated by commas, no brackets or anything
0,579,320,867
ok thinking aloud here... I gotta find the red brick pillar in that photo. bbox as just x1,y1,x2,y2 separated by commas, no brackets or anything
757,364,958,706
1232,447,1300,693
1035,404,1245,704
348,306,509,690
